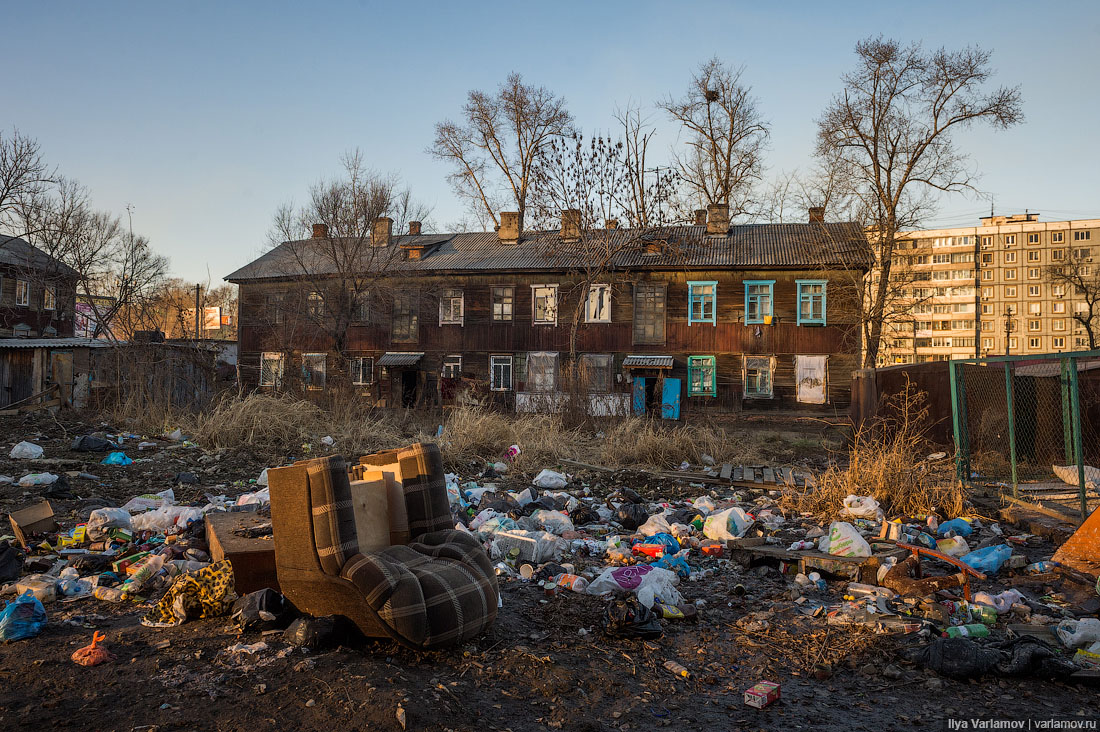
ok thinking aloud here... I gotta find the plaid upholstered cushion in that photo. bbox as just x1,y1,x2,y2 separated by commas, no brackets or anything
395,443,453,539
307,455,358,575
340,529,498,648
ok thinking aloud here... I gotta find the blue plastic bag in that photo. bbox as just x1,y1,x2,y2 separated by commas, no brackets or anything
0,591,47,641
654,554,691,578
647,532,681,554
938,518,973,537
960,544,1011,575
101,452,133,466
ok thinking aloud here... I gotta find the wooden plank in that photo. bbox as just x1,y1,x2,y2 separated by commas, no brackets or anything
762,467,775,484
733,467,743,481
719,463,732,480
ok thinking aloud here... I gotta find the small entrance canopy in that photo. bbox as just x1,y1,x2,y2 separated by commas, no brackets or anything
377,352,424,367
622,355,674,369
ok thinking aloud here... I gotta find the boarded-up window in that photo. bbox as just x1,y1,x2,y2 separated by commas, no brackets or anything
260,352,284,387
795,355,827,404
633,282,665,344
392,292,418,342
527,352,558,392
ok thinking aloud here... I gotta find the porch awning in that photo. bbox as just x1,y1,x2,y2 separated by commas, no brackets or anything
622,355,674,369
377,352,424,367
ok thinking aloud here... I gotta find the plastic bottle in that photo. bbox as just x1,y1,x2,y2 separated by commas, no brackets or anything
788,540,815,551
93,585,125,602
663,660,690,678
552,574,589,593
808,572,827,591
119,554,166,597
944,623,990,639
844,582,896,600
1024,561,1058,574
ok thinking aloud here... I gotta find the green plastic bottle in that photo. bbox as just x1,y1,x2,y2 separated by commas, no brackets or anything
943,623,990,639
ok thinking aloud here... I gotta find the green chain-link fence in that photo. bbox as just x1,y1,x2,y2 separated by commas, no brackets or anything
950,350,1100,520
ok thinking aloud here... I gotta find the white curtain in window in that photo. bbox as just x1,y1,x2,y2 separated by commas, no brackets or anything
795,355,827,404
527,352,558,392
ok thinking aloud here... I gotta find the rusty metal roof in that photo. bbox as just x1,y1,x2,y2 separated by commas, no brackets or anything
377,352,424,367
225,222,869,283
622,355,675,369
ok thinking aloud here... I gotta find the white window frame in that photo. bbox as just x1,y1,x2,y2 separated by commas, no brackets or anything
43,286,56,311
1029,337,1041,350
260,352,284,387
490,355,513,391
15,280,28,307
532,285,558,325
1052,232,1065,243
585,284,611,323
302,353,326,391
441,355,462,379
350,356,374,386
439,288,464,325
1053,337,1066,349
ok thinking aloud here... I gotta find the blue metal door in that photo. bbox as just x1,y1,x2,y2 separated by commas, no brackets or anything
632,377,646,415
661,378,681,420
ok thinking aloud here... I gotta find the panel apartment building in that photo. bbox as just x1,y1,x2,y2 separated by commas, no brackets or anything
880,213,1100,364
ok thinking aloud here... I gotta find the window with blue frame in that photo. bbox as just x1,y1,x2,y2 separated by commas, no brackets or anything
688,355,717,396
797,280,827,325
744,280,774,323
688,281,716,325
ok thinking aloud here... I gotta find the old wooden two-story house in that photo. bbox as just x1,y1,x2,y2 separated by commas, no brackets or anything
226,204,870,417
0,236,78,338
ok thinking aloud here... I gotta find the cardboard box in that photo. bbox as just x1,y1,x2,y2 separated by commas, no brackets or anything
744,681,781,709
8,500,56,547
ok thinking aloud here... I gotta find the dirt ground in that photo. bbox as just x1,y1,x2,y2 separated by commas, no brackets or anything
0,412,1094,732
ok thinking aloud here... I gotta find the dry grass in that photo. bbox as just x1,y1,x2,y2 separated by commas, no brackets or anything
779,382,966,519
435,407,584,472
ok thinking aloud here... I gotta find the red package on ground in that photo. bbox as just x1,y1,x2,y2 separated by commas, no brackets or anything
744,681,781,709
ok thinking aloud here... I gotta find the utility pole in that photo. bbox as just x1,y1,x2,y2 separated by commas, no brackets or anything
1004,305,1014,357
194,284,201,340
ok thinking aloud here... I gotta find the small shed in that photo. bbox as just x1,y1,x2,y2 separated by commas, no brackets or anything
0,338,110,410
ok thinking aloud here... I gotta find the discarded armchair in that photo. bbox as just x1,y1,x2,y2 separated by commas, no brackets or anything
268,443,498,649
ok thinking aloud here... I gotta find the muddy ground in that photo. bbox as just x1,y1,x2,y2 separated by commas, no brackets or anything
0,413,1094,732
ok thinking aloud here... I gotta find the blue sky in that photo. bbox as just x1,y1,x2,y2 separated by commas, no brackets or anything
6,1,1100,283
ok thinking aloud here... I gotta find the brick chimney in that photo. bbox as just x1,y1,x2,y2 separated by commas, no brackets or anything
312,223,329,239
808,206,825,223
372,217,392,247
706,203,729,235
408,220,422,235
561,209,581,242
605,219,619,230
498,212,522,243
694,209,707,226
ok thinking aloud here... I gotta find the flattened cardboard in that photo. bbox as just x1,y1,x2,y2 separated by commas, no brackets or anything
9,500,56,548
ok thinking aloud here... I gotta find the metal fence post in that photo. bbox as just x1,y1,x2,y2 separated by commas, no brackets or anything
1004,361,1019,499
1068,355,1088,520
950,360,970,483
1061,358,1075,464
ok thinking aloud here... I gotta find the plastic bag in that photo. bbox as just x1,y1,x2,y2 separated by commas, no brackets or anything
973,589,1025,613
532,469,568,489
938,518,974,537
101,452,132,466
120,488,175,513
826,521,871,558
1055,618,1100,649
18,472,58,487
256,467,269,486
692,496,716,514
603,596,663,639
71,631,116,666
936,536,970,557
526,509,574,536
586,565,683,605
235,488,270,506
703,507,754,541
131,505,205,532
646,532,681,555
0,591,47,641
960,544,1011,574
230,589,295,632
10,441,43,459
71,435,116,452
490,530,566,563
0,540,22,583
284,616,338,648
638,512,674,537
841,495,883,520
904,637,1001,679
86,507,132,540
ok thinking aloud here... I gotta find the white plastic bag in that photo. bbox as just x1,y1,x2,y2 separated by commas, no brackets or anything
638,512,674,537
936,535,970,557
826,521,871,558
585,565,683,605
18,472,58,487
120,488,175,513
256,468,270,486
526,509,574,536
973,589,1025,614
702,507,754,540
86,507,132,539
10,441,43,459
490,530,566,563
1056,618,1100,649
532,469,568,490
236,487,270,506
692,496,716,514
841,495,883,520
131,505,205,532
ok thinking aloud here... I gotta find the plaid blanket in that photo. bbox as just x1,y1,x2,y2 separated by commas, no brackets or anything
341,529,498,648
308,455,358,575
394,443,453,539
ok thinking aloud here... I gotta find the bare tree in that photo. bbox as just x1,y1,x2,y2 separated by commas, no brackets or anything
430,73,573,230
1048,252,1100,349
532,133,677,363
613,104,679,227
661,57,769,217
816,37,1022,366
266,151,432,380
0,129,55,238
